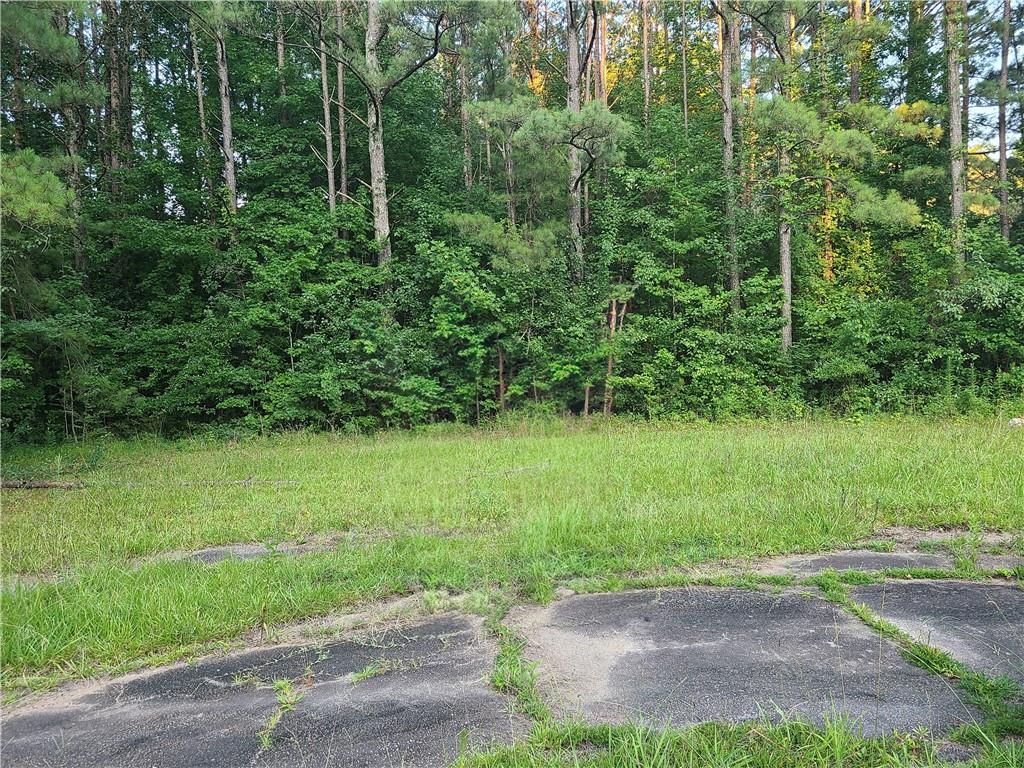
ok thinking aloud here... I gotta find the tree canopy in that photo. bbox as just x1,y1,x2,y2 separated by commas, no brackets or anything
1,0,1021,441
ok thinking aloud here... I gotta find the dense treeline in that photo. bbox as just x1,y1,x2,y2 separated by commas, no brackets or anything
1,0,1022,440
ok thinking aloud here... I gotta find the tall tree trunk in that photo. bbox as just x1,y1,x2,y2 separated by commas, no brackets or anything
779,148,793,352
102,0,122,198
603,299,626,415
566,2,584,278
641,0,651,127
597,7,608,104
55,10,86,272
850,0,862,103
998,0,1010,239
188,18,216,216
459,28,473,191
503,141,516,226
817,0,834,278
276,5,286,98
585,12,593,100
214,24,237,215
497,346,506,411
365,0,391,263
681,0,688,132
945,0,964,270
720,4,739,311
335,0,348,206
603,298,617,415
11,46,24,149
318,17,336,214
961,4,969,148
779,10,795,352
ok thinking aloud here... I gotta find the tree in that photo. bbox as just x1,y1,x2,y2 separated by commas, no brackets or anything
715,1,739,311
2,0,1020,440
188,15,216,216
315,5,336,213
321,0,458,264
998,0,1010,239
188,1,239,216
945,0,965,270
641,0,651,127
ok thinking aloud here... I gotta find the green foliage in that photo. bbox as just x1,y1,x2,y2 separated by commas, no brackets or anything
1,1,1021,442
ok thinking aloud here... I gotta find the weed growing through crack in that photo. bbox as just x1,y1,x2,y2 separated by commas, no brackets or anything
832,592,1024,743
256,678,304,750
490,625,550,723
350,658,405,684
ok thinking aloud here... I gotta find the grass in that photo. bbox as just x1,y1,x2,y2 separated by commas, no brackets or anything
451,719,1022,767
257,678,304,749
4,418,1022,575
2,417,1022,689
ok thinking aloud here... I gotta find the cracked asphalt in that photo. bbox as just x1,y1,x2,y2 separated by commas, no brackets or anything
3,550,1021,767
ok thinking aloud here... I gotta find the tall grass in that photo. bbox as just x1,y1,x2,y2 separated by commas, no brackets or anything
4,418,1021,574
453,719,1022,767
2,417,1021,685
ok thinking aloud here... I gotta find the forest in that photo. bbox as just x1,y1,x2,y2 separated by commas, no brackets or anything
1,0,1022,441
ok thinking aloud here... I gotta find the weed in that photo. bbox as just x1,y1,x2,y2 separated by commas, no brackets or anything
490,625,550,723
252,678,305,749
350,657,405,683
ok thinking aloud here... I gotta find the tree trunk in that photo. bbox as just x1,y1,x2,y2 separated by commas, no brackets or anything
720,5,739,311
503,141,516,226
743,23,758,208
276,5,286,98
597,8,608,104
998,0,1010,239
55,10,86,272
850,0,862,103
779,10,795,352
945,0,964,270
779,148,793,352
641,0,651,127
367,100,391,264
566,2,584,279
818,0,834,277
585,12,593,100
459,28,473,191
318,17,336,214
102,0,122,197
214,25,237,215
365,0,391,264
335,0,348,206
497,346,506,411
681,0,688,132
603,298,617,415
11,46,24,149
188,18,216,216
961,4,969,148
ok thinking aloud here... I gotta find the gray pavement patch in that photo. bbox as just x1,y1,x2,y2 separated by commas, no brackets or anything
978,554,1023,573
850,581,1024,682
1,615,526,768
507,587,979,735
867,528,1017,552
178,540,328,565
757,550,954,577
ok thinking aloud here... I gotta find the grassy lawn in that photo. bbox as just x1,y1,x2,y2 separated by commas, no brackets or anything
2,417,1022,689
452,720,1022,767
